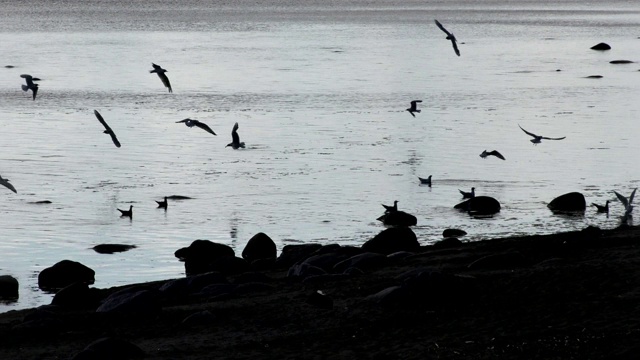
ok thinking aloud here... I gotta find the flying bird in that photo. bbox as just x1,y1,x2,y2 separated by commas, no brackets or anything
176,118,216,135
591,200,609,213
382,200,398,213
226,122,246,149
118,205,133,218
480,150,506,160
459,187,475,199
406,100,422,117
0,174,17,193
20,74,40,100
418,175,432,187
149,63,172,93
614,188,637,217
435,20,460,56
519,125,566,144
156,196,168,209
94,110,121,148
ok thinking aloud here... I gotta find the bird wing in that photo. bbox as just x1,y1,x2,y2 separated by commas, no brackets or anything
541,136,566,141
518,124,538,138
176,119,190,124
434,20,451,36
614,191,629,209
20,74,34,86
158,73,172,92
94,110,111,131
150,63,162,72
408,111,416,118
109,132,121,148
451,39,461,56
491,150,506,160
0,178,17,193
195,121,216,135
32,86,38,100
630,188,637,205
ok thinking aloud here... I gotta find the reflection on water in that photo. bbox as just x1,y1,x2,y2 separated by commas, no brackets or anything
1,0,640,311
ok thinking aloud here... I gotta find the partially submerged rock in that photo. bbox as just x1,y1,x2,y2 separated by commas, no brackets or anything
590,42,611,50
38,260,95,291
548,192,586,212
454,196,501,215
376,210,417,226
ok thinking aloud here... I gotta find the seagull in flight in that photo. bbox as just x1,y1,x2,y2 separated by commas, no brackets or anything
519,124,566,144
435,20,460,57
118,205,133,218
459,187,475,199
480,150,506,160
0,174,17,193
614,188,637,218
20,74,40,100
149,63,172,93
176,118,216,135
226,122,246,149
418,175,432,187
94,110,121,148
406,100,422,117
382,200,398,213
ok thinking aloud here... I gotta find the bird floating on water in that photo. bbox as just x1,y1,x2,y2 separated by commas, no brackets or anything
382,200,398,213
0,174,17,193
149,63,172,93
226,122,245,149
20,74,40,100
519,124,566,144
591,200,609,213
406,100,422,117
480,150,506,160
94,110,121,148
176,118,216,135
156,196,168,209
459,187,475,199
434,20,460,56
418,175,432,187
118,205,133,218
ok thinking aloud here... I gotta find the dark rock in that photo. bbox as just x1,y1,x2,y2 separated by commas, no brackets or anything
159,272,228,297
71,337,145,360
51,282,99,309
185,256,249,276
402,270,475,304
197,283,237,297
306,291,333,309
242,232,277,263
361,227,420,255
275,244,323,269
96,288,160,315
365,285,408,306
248,257,276,271
547,192,586,212
610,60,634,64
302,273,350,285
0,275,19,300
376,210,417,226
300,252,350,272
175,239,235,261
182,310,216,327
590,42,611,50
232,272,272,284
38,260,95,291
468,252,530,270
586,75,603,79
92,244,136,254
432,237,463,249
454,196,501,215
333,252,387,273
167,195,193,200
233,282,275,295
287,263,327,279
443,228,467,238
386,251,416,262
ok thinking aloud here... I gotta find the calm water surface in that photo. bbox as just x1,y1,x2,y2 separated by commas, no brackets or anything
1,0,640,311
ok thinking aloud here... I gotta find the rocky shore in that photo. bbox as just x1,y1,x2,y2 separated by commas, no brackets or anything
2,225,640,359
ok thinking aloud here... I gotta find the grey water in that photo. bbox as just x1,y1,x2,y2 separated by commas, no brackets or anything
1,0,639,312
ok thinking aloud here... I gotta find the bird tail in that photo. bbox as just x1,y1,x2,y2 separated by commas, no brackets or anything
21,85,28,92
239,142,246,148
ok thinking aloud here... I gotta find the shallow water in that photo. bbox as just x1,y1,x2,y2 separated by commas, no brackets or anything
1,0,640,311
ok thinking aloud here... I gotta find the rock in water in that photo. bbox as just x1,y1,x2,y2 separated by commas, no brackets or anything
548,192,586,212
590,42,611,50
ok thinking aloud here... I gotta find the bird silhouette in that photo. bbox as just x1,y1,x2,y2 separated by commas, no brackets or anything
480,150,506,160
156,196,168,209
519,125,566,144
382,200,398,213
459,187,475,199
176,118,216,135
149,63,172,93
406,100,422,117
435,20,460,56
118,205,133,218
226,122,245,149
418,175,432,187
0,174,17,193
591,200,609,213
614,188,637,217
20,74,39,100
94,110,121,148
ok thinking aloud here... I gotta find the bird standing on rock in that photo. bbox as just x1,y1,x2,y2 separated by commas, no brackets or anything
382,200,398,213
459,187,475,199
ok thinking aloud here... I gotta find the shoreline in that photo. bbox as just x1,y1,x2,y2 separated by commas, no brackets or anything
2,225,640,359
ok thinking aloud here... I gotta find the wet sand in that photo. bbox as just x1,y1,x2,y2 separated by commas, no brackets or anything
2,225,640,359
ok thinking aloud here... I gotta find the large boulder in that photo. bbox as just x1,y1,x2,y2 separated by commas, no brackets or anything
175,240,236,275
547,192,586,212
361,227,420,255
377,210,417,226
241,232,277,263
96,288,160,315
0,275,19,300
51,282,100,309
333,252,387,273
275,244,323,269
38,260,95,291
590,42,611,50
70,337,145,360
454,196,501,215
